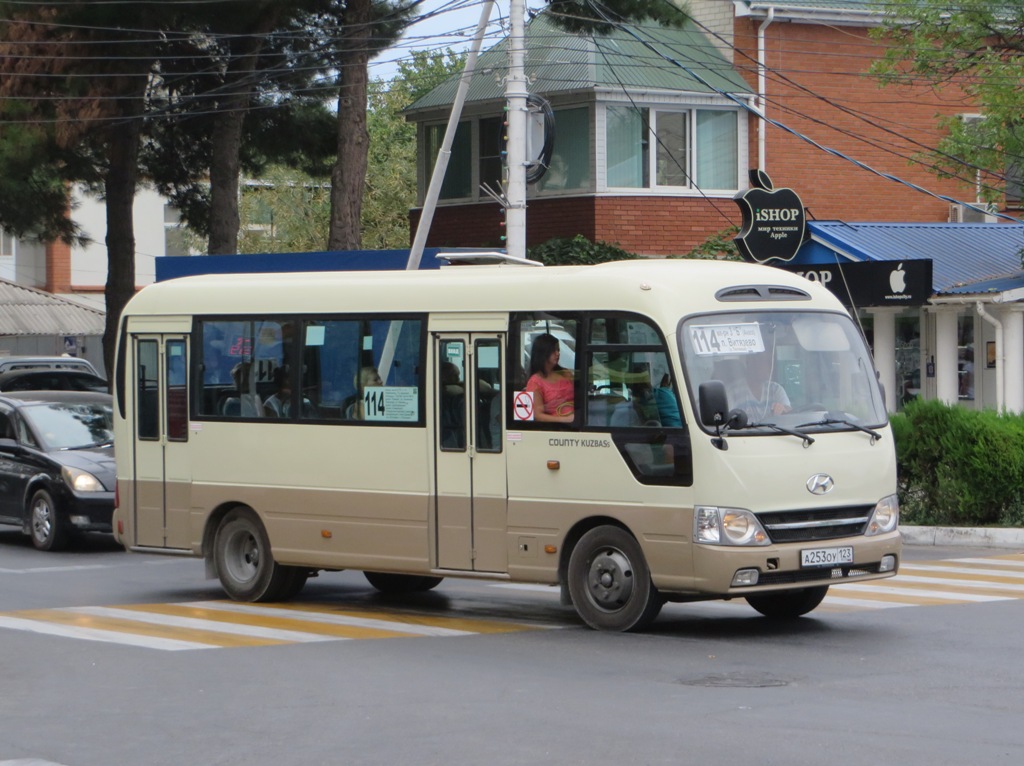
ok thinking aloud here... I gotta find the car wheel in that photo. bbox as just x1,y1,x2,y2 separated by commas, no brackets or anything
745,586,829,618
567,525,663,632
213,508,303,602
29,488,70,552
363,572,444,593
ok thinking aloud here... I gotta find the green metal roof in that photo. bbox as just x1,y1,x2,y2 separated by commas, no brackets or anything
742,1,882,12
407,12,752,113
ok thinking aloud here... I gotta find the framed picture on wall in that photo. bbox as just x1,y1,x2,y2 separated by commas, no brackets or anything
987,341,996,368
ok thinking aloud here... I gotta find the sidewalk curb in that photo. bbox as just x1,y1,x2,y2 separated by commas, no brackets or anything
901,525,1024,549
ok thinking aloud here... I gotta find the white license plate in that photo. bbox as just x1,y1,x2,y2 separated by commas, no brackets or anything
801,546,854,568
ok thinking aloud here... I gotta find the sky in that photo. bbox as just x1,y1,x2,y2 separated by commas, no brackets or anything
369,0,518,81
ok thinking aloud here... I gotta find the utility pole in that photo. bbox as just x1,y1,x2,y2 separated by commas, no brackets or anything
504,0,528,260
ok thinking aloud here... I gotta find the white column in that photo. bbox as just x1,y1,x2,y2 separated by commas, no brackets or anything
867,308,898,413
1002,306,1024,414
933,307,960,405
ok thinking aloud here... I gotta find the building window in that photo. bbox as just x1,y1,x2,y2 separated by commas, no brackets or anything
538,107,591,192
425,122,472,200
1006,162,1021,209
0,227,15,258
605,105,739,191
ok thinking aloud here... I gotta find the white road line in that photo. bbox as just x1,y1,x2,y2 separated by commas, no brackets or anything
0,564,113,575
64,606,338,643
0,615,211,651
947,557,1024,569
822,595,911,609
901,564,1024,580
184,601,478,636
837,583,1014,602
894,574,1024,593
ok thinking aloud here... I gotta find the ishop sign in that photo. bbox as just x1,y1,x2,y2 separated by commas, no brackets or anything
733,170,807,264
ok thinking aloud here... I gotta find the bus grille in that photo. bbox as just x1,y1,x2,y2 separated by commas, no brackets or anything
758,505,873,543
756,563,883,586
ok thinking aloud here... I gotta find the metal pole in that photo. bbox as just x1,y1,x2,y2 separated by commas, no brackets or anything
406,0,495,271
504,0,528,260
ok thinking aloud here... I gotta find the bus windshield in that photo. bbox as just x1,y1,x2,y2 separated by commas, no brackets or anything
680,310,887,433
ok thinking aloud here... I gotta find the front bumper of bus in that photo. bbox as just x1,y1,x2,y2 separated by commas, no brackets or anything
669,496,902,597
682,530,901,597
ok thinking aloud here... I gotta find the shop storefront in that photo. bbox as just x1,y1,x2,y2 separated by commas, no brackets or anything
778,221,1024,414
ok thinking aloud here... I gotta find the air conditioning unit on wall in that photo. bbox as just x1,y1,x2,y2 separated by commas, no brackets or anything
949,202,998,223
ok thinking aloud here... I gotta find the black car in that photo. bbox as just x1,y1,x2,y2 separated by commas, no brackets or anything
0,391,114,551
0,369,109,394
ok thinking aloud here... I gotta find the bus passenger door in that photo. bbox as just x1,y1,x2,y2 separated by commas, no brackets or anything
434,334,507,572
131,334,192,549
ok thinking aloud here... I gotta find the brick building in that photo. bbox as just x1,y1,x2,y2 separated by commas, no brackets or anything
406,1,1010,255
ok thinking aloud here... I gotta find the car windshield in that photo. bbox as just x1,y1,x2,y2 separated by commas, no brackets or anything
21,401,114,450
680,310,887,433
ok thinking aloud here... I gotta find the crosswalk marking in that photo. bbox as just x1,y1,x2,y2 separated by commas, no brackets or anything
1,553,1023,648
0,599,544,651
816,552,1024,611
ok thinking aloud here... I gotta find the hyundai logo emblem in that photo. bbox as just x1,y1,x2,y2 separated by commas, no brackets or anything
806,474,835,495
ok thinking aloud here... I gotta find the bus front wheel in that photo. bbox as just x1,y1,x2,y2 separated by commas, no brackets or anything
567,525,663,631
745,586,829,618
214,509,307,602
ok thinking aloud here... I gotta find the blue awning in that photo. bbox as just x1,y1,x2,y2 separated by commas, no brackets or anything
793,221,1024,296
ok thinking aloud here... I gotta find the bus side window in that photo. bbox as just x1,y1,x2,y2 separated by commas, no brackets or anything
512,313,578,426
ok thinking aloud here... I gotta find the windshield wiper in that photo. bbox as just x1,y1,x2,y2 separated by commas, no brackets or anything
63,441,110,451
797,416,882,444
735,420,814,447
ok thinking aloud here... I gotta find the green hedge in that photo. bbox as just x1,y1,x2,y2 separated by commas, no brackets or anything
890,399,1024,526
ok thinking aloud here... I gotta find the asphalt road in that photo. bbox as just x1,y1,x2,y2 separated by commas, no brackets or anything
1,530,1022,766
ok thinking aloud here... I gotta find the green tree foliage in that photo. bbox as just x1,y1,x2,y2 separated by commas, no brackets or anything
528,235,639,265
871,0,1024,202
671,226,742,261
546,0,688,33
363,49,466,248
890,399,1024,527
223,48,464,253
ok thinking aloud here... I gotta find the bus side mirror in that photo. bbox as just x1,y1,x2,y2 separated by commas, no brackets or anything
698,380,729,428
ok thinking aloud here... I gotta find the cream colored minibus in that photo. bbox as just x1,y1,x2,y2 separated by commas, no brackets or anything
111,258,901,631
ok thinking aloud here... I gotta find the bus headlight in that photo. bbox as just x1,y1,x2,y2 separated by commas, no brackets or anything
866,494,899,536
62,466,104,493
695,506,770,546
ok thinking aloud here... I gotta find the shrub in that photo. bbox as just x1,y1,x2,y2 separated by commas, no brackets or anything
891,399,1024,526
527,235,639,265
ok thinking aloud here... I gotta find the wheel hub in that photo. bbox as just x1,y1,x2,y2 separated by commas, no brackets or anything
586,548,634,610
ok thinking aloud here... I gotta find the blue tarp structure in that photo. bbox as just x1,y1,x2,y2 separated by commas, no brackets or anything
155,248,452,282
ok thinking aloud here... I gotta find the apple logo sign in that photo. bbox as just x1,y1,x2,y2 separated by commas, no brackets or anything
732,170,807,264
889,263,907,293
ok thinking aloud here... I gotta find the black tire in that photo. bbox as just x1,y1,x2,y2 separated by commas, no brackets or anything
567,525,663,632
364,572,444,594
213,508,302,602
29,488,70,552
745,586,829,618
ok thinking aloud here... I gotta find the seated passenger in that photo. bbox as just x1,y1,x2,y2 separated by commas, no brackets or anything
229,361,263,418
525,333,574,424
263,368,291,417
345,365,383,419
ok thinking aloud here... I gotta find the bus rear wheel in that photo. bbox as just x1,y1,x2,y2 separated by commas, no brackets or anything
364,572,443,594
745,586,829,618
214,509,307,602
567,525,663,632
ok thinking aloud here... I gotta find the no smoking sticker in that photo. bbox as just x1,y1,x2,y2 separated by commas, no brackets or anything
513,390,534,421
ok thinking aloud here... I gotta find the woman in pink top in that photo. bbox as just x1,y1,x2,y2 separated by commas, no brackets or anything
526,332,574,423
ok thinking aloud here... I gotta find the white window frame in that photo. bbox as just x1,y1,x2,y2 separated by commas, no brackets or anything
597,96,746,196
